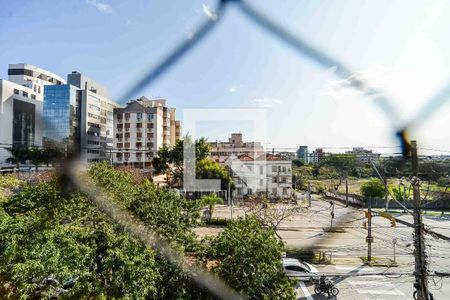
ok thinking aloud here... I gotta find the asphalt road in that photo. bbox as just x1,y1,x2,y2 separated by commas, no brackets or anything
206,196,450,299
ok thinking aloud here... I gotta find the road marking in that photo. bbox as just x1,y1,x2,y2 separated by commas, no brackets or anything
356,289,405,296
334,266,374,271
297,281,313,300
349,280,394,287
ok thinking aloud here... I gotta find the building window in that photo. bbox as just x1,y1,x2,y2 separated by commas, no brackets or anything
13,89,19,95
260,179,264,186
137,113,142,120
136,142,142,148
259,165,264,174
23,91,28,97
31,94,36,99
38,86,41,94
147,113,154,120
272,165,277,172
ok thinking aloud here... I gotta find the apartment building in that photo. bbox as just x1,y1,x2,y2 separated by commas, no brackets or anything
227,153,293,199
43,71,119,163
113,97,181,168
297,145,309,163
0,64,65,163
309,148,326,164
209,133,265,164
345,147,381,164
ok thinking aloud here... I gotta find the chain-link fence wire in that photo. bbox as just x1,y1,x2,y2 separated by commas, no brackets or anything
8,0,450,297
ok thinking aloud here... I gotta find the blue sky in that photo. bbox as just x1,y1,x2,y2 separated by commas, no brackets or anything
1,0,449,154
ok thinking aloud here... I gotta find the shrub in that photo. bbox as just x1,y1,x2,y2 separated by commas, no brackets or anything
203,217,296,299
360,178,385,199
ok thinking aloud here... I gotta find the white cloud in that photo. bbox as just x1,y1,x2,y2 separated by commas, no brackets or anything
321,65,389,100
229,86,237,93
252,97,283,108
87,0,113,14
202,3,218,21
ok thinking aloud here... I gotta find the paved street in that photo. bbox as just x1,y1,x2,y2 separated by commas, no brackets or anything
207,196,450,299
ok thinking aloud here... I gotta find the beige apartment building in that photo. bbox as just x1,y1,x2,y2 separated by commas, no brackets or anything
209,133,265,164
113,97,181,168
226,153,293,199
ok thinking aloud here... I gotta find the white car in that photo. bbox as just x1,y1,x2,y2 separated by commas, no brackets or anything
282,258,320,281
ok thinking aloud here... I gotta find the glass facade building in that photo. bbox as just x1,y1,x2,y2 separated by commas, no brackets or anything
12,99,36,146
43,85,80,155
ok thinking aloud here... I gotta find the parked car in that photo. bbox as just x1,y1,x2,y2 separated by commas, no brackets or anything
282,257,320,281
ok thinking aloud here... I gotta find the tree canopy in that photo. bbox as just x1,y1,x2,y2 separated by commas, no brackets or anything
360,178,385,199
201,217,295,299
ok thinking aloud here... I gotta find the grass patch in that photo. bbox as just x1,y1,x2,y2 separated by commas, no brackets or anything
360,256,398,267
284,247,332,264
204,218,230,226
323,227,346,233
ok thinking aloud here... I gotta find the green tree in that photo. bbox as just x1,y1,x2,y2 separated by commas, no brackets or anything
292,159,304,168
6,145,29,170
152,136,211,187
89,162,204,250
360,178,385,199
203,217,295,299
28,146,45,172
0,180,160,299
196,158,233,190
200,193,224,221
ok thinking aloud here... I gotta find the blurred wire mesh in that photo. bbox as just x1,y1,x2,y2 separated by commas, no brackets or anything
13,0,450,298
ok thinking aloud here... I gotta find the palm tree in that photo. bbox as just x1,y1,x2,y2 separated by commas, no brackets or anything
6,145,29,171
28,146,45,172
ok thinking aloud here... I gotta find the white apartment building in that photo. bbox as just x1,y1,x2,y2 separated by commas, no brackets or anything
0,64,65,163
227,153,293,199
345,147,381,164
113,97,181,168
8,63,66,100
209,133,265,164
67,71,119,163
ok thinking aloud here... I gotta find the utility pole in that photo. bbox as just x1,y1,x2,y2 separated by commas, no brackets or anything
392,237,397,264
384,175,389,212
367,198,373,262
345,179,349,207
411,140,430,300
228,166,233,219
307,181,311,208
330,201,335,230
